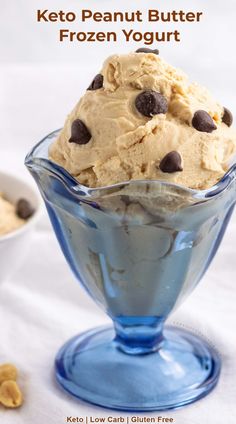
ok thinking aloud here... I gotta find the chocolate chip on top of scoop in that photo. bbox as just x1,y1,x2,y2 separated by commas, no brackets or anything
192,110,217,133
16,199,35,219
135,90,168,117
69,119,92,145
136,47,159,55
222,107,233,127
159,151,183,173
87,74,104,91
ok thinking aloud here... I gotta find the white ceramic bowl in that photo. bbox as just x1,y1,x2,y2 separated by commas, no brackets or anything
0,171,41,282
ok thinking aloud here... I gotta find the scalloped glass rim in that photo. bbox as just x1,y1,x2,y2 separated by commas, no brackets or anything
25,129,236,203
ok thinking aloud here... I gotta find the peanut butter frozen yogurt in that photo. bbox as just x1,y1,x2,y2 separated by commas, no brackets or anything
0,195,34,237
50,49,236,189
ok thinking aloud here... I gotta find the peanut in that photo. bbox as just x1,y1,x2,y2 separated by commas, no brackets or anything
0,380,23,408
0,364,17,385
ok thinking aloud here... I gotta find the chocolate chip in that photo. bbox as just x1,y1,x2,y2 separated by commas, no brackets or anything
135,90,168,117
16,199,34,219
69,119,91,145
136,48,159,55
222,107,233,127
192,110,217,133
87,74,103,91
159,151,183,173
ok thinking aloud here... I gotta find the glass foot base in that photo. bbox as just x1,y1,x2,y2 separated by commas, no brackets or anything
55,325,221,411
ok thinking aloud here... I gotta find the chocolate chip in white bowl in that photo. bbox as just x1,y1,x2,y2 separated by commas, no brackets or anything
87,74,103,91
222,107,233,127
192,110,217,133
16,199,35,219
159,151,183,173
135,90,168,117
69,119,92,145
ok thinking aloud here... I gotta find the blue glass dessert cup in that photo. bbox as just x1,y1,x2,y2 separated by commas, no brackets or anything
25,129,236,411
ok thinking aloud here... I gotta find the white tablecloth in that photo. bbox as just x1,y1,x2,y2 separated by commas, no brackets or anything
0,65,236,424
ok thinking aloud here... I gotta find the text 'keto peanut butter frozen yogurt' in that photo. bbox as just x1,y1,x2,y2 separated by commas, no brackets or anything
50,49,236,190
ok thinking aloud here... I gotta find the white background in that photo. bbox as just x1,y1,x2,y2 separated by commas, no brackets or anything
0,1,236,423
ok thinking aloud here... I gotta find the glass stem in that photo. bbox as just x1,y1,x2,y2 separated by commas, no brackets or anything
113,316,164,355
